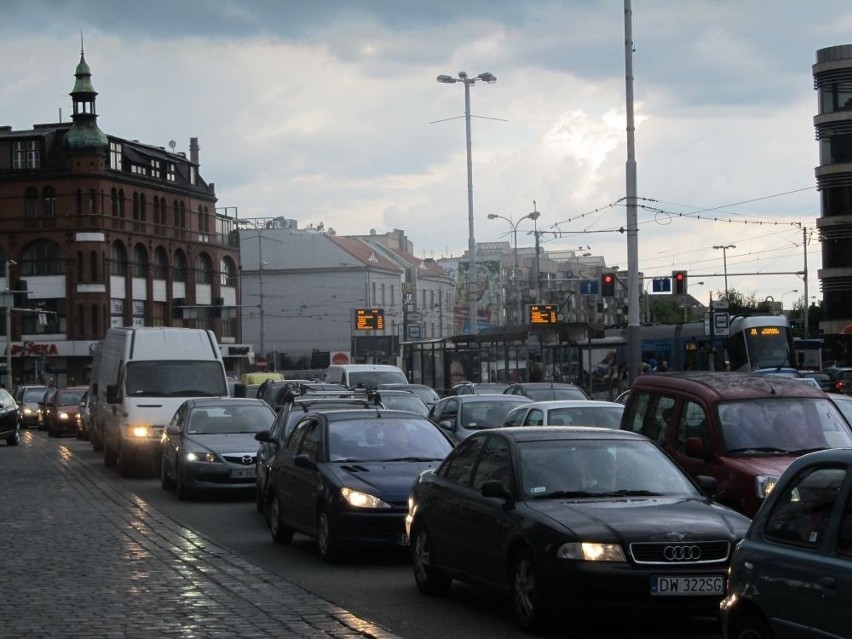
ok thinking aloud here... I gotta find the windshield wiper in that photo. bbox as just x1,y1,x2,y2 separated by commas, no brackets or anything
382,456,443,462
532,490,597,499
726,446,787,454
168,390,218,397
788,446,828,455
594,489,661,497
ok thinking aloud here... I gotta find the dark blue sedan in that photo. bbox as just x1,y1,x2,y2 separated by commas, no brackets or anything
265,409,454,562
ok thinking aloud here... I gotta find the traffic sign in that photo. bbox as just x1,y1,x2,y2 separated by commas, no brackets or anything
711,300,729,310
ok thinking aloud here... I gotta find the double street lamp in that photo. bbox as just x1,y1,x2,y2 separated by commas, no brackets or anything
487,209,540,325
437,71,497,335
713,244,736,300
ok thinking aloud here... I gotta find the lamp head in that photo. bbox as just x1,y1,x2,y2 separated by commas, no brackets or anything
436,75,456,84
528,211,541,221
477,72,497,83
487,214,497,219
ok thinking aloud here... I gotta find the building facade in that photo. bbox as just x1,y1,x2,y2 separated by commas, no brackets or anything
0,50,247,386
813,44,852,335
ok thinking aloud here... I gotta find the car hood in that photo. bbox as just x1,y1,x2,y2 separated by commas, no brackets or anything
182,433,262,453
527,495,749,541
720,454,794,477
330,460,443,502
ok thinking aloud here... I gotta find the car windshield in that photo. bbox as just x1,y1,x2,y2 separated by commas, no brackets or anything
520,439,699,499
462,400,529,429
525,387,587,401
547,406,623,428
349,371,408,387
57,390,87,404
328,417,452,462
21,388,48,402
187,404,276,434
716,398,852,454
125,361,228,397
377,394,429,417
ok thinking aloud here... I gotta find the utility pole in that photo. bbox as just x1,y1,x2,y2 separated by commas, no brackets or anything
624,0,641,383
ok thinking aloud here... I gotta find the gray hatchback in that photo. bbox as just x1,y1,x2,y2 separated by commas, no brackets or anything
721,448,852,639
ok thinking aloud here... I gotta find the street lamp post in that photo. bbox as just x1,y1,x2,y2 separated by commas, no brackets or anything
437,71,496,335
781,289,799,311
487,208,540,325
713,244,736,300
4,260,16,386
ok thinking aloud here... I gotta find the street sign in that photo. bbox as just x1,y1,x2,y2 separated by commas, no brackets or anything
406,312,423,322
406,324,422,340
580,280,598,295
711,300,729,310
714,312,730,336
652,278,671,293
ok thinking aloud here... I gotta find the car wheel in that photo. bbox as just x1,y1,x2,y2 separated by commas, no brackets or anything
92,428,103,452
268,493,295,545
175,462,192,500
317,508,340,563
511,547,550,633
160,456,174,490
5,424,21,446
729,613,775,639
103,439,117,467
117,443,133,478
256,478,265,514
411,523,451,595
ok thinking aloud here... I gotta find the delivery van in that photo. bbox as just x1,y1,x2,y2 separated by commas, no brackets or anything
97,327,228,476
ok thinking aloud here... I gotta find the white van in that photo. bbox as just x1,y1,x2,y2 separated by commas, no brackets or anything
97,327,228,476
324,364,407,389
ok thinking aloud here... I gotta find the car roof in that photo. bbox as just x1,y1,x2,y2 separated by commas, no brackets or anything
510,382,583,388
185,397,271,408
514,400,622,409
629,371,828,400
492,425,647,443
445,394,534,402
313,408,431,421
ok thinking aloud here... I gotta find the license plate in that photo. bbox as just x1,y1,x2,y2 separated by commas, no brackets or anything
230,468,256,479
651,575,724,596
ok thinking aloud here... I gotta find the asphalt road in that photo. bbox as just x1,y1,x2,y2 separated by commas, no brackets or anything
7,429,724,639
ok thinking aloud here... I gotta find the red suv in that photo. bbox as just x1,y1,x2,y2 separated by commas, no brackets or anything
621,372,852,517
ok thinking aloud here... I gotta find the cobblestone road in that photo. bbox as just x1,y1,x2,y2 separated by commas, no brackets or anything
0,429,400,639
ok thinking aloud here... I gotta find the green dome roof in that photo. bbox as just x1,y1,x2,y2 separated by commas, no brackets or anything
65,122,109,153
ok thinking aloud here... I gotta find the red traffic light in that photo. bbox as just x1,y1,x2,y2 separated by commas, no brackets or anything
603,274,614,284
675,272,685,282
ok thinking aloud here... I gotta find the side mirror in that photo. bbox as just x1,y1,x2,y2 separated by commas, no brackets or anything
695,475,718,496
439,420,456,432
685,436,710,460
165,424,181,436
294,453,318,471
481,479,513,505
233,383,247,398
254,430,273,443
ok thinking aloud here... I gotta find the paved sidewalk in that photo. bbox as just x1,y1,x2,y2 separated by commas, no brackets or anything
0,429,400,639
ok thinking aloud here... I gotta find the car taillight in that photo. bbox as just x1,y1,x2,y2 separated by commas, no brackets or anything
837,381,846,391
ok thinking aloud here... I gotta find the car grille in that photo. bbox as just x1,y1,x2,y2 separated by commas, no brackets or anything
629,540,730,565
222,453,256,466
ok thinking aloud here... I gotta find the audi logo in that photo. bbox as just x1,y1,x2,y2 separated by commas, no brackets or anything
663,545,702,561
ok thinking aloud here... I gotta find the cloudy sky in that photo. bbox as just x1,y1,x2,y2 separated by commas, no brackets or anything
3,0,849,308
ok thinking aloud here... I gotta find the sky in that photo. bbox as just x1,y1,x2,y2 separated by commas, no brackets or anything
2,0,850,310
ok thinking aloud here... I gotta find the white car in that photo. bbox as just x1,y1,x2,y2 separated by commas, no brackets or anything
503,399,624,429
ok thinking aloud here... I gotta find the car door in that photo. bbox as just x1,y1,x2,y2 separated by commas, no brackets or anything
278,417,322,533
453,434,516,585
0,388,16,433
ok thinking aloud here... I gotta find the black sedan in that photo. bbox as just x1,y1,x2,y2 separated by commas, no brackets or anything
503,382,589,401
265,409,454,562
160,397,277,499
405,426,750,632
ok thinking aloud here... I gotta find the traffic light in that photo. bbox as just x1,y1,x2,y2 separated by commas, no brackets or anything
601,272,616,297
672,271,687,295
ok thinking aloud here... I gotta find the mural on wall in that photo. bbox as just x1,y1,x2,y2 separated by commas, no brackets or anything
453,259,502,333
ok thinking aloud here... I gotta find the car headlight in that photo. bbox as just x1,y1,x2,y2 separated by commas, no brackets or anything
756,475,779,499
557,542,627,562
22,408,34,416
185,451,218,463
130,425,152,438
58,412,70,421
340,487,391,509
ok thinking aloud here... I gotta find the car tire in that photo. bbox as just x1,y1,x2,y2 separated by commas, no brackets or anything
91,428,103,452
729,613,774,639
160,457,174,490
103,440,117,467
269,493,295,545
317,508,340,563
5,424,21,446
256,478,265,514
511,547,551,633
117,443,133,478
175,462,192,500
411,523,452,596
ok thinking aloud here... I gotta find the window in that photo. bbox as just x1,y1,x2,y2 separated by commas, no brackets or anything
25,187,38,218
139,194,146,222
677,401,709,452
43,186,57,216
153,248,168,280
12,140,40,169
109,141,122,170
20,239,63,276
220,257,236,287
111,188,119,216
153,197,160,224
470,436,511,491
150,159,161,177
765,465,845,548
173,251,187,282
167,163,175,182
132,244,148,278
110,242,127,276
195,253,213,284
439,433,483,485
132,193,140,220
90,251,99,282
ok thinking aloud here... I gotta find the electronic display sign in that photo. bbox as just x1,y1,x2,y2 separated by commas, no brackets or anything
355,308,385,330
529,304,559,325
748,326,782,337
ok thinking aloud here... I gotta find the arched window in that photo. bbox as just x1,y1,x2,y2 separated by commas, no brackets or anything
89,189,97,215
110,241,127,276
21,239,63,275
43,186,57,216
195,252,213,284
153,247,168,280
179,201,186,228
90,251,99,281
173,250,187,282
132,243,148,278
153,197,160,224
173,200,180,228
25,187,38,218
140,194,147,221
132,193,140,220
220,257,237,287
118,189,125,217
111,188,119,216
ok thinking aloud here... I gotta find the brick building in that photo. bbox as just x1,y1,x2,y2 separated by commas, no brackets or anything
0,49,246,386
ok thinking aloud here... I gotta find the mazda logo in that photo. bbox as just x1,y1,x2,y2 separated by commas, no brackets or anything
663,545,701,561
241,455,254,465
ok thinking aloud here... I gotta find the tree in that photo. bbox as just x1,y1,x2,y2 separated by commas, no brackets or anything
713,289,760,314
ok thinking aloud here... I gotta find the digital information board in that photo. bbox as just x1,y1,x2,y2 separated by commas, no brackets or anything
355,308,385,330
529,304,559,325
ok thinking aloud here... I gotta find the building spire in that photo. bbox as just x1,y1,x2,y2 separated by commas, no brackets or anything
64,42,108,155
